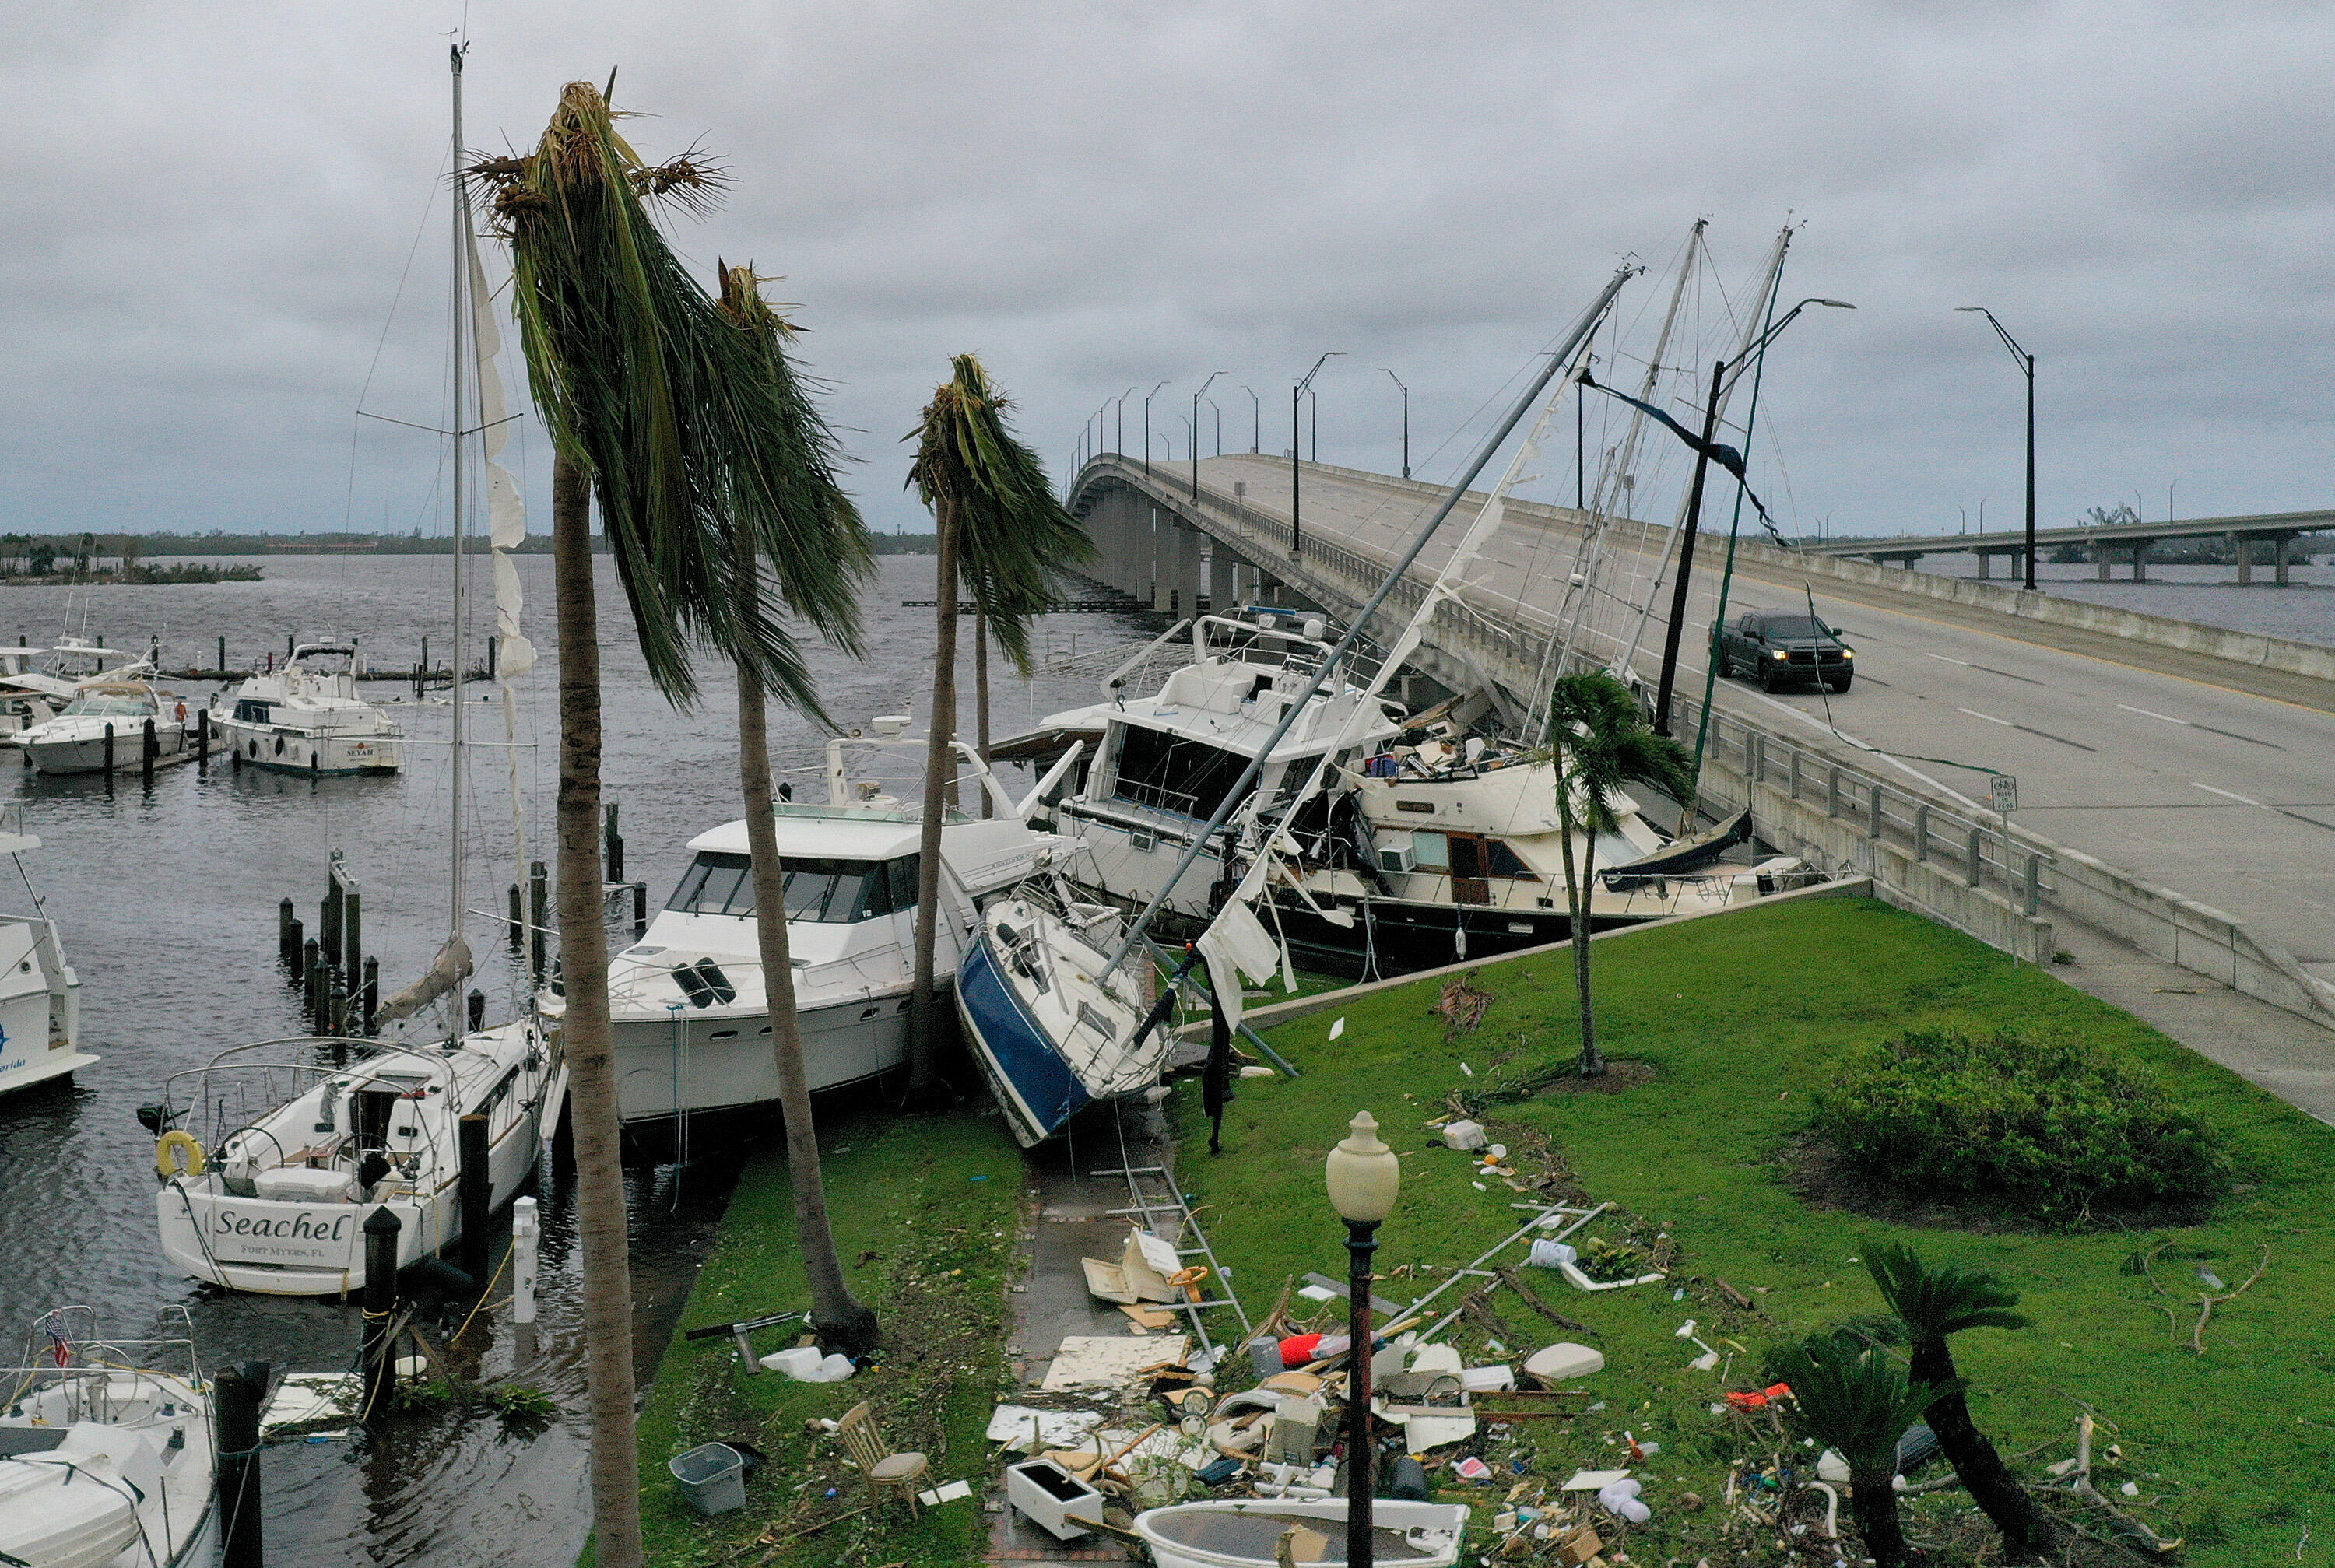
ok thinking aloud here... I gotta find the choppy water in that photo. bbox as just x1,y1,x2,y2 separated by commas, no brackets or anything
0,552,1136,1564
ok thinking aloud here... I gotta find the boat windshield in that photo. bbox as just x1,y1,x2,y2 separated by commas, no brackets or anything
665,851,919,924
58,695,153,718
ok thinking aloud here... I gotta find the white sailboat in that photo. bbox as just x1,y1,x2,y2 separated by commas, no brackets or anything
585,724,1084,1145
0,806,87,1099
146,44,565,1296
215,640,405,776
0,1308,219,1568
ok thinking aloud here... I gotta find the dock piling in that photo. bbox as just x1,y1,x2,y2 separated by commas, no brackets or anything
216,635,226,673
214,1359,269,1568
141,719,156,785
511,1196,539,1327
604,802,623,884
278,899,297,964
102,723,114,784
507,882,523,950
360,1207,402,1425
458,1114,491,1287
328,969,349,1037
301,938,323,1016
196,706,209,770
342,885,361,1002
527,861,548,982
361,956,379,1034
633,879,648,938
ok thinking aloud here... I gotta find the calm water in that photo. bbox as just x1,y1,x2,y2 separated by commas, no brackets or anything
0,552,1139,1564
1919,553,2335,647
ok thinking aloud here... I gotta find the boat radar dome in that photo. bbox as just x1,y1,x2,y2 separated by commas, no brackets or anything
869,714,911,738
1302,617,1326,641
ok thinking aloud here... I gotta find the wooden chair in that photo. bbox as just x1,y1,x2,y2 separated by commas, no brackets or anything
837,1401,930,1515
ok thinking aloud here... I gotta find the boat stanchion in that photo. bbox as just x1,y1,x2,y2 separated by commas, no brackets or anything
527,861,548,983
632,879,648,938
507,882,524,951
468,987,486,1033
361,1207,402,1426
361,956,380,1034
142,717,156,785
458,1114,492,1287
605,802,624,885
215,1358,269,1568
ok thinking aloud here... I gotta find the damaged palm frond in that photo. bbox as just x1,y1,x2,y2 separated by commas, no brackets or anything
472,79,871,712
905,353,1093,674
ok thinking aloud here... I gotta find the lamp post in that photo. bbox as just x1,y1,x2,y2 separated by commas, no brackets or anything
1143,379,1168,475
1955,307,2036,591
1651,298,1854,735
1192,370,1224,501
1379,369,1410,479
1241,384,1262,452
1205,398,1223,456
1326,1111,1399,1568
1291,352,1343,559
1116,385,1138,457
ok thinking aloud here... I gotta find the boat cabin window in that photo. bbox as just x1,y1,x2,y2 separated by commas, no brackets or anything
1108,727,1252,819
59,695,152,718
234,700,275,724
667,851,920,923
1410,833,1539,880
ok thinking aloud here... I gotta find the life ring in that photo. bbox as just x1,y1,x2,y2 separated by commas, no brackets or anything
156,1129,205,1177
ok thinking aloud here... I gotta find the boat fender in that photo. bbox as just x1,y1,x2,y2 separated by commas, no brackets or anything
156,1129,205,1177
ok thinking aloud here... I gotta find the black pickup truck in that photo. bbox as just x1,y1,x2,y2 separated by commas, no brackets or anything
1716,612,1854,692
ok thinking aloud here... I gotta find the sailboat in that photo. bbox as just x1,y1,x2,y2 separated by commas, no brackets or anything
215,640,405,776
146,45,565,1296
957,266,1639,1141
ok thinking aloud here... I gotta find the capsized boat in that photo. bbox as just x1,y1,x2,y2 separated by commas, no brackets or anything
1132,1500,1472,1568
587,722,1087,1145
0,1307,219,1568
149,1016,564,1295
0,806,88,1099
19,681,188,775
215,640,404,777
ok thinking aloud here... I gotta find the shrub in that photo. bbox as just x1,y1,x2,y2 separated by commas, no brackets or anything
1811,1028,2227,1219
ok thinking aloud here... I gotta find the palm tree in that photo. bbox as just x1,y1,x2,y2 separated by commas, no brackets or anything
1545,672,1692,1075
1767,1335,1960,1568
715,263,879,1353
902,355,1092,1099
476,80,875,1568
1865,1240,2057,1555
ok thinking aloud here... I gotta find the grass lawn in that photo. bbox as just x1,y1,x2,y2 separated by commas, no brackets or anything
628,1100,1027,1567
1176,895,2333,1565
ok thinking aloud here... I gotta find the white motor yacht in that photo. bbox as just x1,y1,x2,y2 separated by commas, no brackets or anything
0,1307,218,1568
0,806,88,1099
216,640,404,777
19,681,188,776
588,724,1083,1143
149,1021,564,1295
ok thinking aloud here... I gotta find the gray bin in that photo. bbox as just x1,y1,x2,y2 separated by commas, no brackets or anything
669,1442,746,1517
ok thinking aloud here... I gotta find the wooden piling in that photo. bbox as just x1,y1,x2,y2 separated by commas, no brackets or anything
102,723,114,784
507,882,524,950
526,861,548,982
361,956,379,1034
302,938,322,1015
195,706,209,770
214,1359,269,1568
328,969,349,1037
360,1207,402,1425
633,880,648,938
321,866,343,970
342,886,361,1000
216,635,226,675
278,898,297,963
605,802,623,884
458,1114,492,1286
141,718,156,785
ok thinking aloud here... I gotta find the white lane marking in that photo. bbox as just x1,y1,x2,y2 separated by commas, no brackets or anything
2190,781,2264,807
2118,702,2190,726
1922,652,1972,665
1956,707,2016,728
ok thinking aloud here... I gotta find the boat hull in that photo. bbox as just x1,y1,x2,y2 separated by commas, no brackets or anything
217,717,400,776
609,985,918,1130
954,931,1090,1149
1265,893,1646,979
25,724,188,775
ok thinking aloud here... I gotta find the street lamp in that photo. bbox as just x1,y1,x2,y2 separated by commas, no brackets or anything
1291,353,1343,559
1204,397,1223,457
1116,385,1139,458
1379,369,1410,479
1956,307,2037,591
1650,298,1854,735
1192,371,1224,502
1143,379,1168,476
1325,1111,1399,1568
1241,384,1262,452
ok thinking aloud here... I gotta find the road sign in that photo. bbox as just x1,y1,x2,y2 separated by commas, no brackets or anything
1990,773,2018,814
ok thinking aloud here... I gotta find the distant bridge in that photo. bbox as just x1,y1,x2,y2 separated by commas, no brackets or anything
1807,509,2333,582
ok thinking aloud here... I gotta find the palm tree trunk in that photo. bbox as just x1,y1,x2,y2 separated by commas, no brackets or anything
1847,1468,1915,1567
974,609,992,819
1912,1341,2056,1554
551,454,643,1568
1553,749,1603,1077
735,519,880,1356
908,498,960,1100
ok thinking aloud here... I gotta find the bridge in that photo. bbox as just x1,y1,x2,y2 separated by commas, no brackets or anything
1064,451,2335,1117
1806,508,2333,581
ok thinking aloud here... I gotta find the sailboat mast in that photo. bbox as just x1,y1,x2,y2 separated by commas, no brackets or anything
448,41,471,949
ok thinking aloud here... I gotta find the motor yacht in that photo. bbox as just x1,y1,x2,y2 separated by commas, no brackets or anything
215,640,404,777
0,806,87,1099
19,681,188,776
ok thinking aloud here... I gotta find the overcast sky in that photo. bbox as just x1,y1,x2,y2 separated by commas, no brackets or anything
5,1,2330,543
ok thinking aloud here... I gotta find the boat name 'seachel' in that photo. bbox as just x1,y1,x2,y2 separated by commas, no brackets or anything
214,1208,356,1242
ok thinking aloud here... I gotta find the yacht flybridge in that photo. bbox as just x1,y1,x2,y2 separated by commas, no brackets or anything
0,806,87,1100
216,640,405,777
585,724,1085,1145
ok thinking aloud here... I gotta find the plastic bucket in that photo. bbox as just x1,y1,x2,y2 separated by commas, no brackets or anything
669,1442,746,1517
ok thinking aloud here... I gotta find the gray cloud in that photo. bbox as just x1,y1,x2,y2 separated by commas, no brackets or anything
3,0,2330,546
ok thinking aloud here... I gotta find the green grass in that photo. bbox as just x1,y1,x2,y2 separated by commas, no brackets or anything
630,1101,1027,1567
1176,896,2334,1564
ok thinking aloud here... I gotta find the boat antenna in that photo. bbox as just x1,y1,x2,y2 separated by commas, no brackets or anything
447,39,471,952
1101,260,1638,975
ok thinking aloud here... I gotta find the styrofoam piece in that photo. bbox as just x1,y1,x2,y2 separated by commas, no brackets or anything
1523,1343,1605,1382
1041,1334,1190,1391
917,1479,974,1506
1408,1343,1463,1376
260,1372,360,1437
1561,1468,1631,1491
985,1405,1104,1452
1296,1283,1338,1303
1399,1413,1477,1453
1441,1119,1487,1152
1459,1365,1515,1392
757,1346,824,1378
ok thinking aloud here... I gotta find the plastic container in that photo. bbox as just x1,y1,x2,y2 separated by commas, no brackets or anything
757,1346,824,1378
1526,1239,1578,1270
1441,1120,1487,1152
669,1443,746,1517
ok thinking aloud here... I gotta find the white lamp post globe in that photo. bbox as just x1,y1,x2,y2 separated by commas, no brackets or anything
1324,1110,1400,1224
